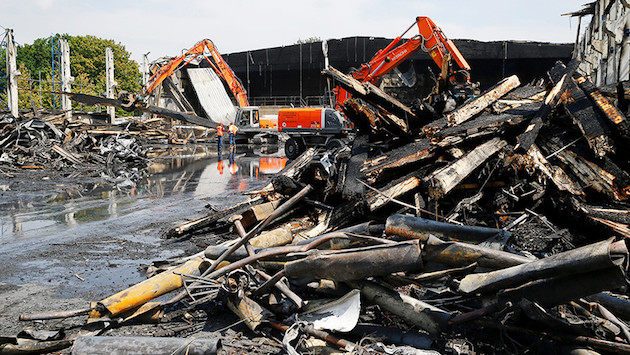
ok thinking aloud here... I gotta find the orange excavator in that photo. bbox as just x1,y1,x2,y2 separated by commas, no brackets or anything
334,16,477,110
120,39,249,111
145,39,248,107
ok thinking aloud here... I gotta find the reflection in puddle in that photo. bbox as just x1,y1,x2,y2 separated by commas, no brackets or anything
0,144,286,242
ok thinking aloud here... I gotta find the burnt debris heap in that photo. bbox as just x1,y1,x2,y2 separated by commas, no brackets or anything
11,56,630,355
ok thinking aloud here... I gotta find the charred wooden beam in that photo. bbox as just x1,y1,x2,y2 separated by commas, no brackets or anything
343,98,382,135
515,60,578,151
365,175,421,212
322,66,415,127
362,139,434,184
432,103,536,147
343,98,409,136
539,136,628,201
577,75,630,139
556,67,614,157
364,81,416,121
426,137,507,199
526,144,584,195
446,75,521,126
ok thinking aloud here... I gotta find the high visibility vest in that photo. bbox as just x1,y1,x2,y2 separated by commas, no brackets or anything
217,125,225,136
229,125,238,134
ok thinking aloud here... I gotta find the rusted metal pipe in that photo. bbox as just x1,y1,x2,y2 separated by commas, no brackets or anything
424,235,533,269
167,231,350,306
285,240,422,281
206,184,313,274
226,292,272,331
229,214,255,256
269,321,356,350
385,214,510,243
19,307,91,321
251,269,286,297
349,280,451,335
459,239,628,294
256,269,303,308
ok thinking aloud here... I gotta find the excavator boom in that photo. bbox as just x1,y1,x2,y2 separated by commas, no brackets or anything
145,39,249,107
335,16,473,109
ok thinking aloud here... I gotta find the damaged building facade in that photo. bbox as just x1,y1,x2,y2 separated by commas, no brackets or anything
573,0,630,85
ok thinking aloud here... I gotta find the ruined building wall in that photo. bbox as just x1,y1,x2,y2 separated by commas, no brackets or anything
577,0,630,85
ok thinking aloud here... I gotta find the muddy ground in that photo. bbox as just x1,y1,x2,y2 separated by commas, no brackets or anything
0,144,284,353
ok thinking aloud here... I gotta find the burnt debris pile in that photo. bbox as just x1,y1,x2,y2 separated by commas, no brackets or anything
0,111,158,187
11,59,630,354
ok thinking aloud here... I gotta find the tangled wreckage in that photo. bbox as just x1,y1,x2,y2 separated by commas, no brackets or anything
3,3,630,355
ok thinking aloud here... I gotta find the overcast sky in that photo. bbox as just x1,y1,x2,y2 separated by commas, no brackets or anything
4,0,588,64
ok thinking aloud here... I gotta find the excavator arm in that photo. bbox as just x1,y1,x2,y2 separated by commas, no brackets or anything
144,39,249,107
353,17,470,83
335,16,473,109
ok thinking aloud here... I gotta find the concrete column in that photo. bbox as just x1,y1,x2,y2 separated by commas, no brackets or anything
142,52,149,88
142,52,150,119
5,29,19,118
60,39,74,118
105,47,117,123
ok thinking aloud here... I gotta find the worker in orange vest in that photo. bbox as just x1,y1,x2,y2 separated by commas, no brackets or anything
228,122,238,147
216,123,225,151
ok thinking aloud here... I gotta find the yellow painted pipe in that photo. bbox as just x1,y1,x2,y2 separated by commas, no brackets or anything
90,256,209,318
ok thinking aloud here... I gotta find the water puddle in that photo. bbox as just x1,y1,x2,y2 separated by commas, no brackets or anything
0,144,287,296
0,144,286,243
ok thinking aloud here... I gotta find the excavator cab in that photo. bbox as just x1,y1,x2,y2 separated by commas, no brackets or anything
236,107,260,128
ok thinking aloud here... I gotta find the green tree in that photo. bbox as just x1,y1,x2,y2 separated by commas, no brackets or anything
15,34,141,111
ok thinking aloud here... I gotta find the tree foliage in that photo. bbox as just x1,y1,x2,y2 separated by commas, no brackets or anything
14,34,141,110
295,37,322,44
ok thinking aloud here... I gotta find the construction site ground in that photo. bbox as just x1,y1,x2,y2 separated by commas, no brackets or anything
0,143,278,348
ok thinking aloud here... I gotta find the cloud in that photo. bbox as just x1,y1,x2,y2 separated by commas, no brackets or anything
36,0,54,10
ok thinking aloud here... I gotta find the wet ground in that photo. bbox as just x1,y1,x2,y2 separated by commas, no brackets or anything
0,143,286,336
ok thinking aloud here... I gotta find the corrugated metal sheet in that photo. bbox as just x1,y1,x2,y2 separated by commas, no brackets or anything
187,68,237,125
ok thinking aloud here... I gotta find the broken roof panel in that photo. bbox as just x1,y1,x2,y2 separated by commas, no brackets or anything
187,68,237,125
